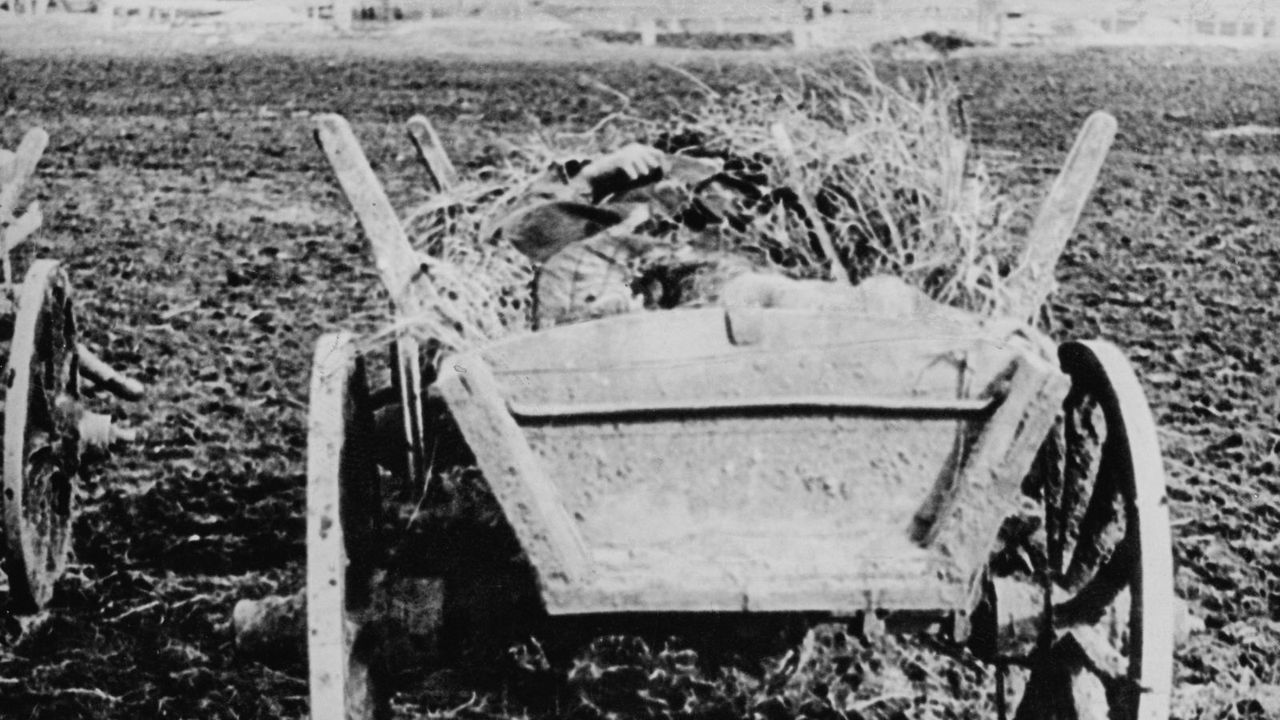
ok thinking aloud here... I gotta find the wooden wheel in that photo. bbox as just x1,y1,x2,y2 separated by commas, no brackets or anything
307,332,387,720
989,340,1174,720
2,260,79,613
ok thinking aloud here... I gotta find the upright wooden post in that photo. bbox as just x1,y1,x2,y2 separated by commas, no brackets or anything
313,115,428,495
996,0,1005,46
332,0,352,31
405,115,458,193
1006,112,1117,323
639,17,657,46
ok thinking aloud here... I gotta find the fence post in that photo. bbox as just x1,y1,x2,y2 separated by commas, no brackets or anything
333,0,353,31
792,24,812,50
639,17,657,46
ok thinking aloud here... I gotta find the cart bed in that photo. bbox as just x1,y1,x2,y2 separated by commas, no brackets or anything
437,305,1063,616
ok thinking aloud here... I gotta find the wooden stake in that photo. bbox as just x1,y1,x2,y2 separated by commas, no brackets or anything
314,114,427,494
77,343,146,401
3,201,42,253
0,128,48,223
1006,112,1117,324
405,115,458,193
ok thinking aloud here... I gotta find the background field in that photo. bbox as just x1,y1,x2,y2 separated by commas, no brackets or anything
2,36,1280,719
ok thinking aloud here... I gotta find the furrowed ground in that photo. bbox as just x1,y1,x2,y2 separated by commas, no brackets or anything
1,39,1279,719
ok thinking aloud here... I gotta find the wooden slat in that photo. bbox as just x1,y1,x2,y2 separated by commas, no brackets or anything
918,354,1071,574
391,336,426,489
508,394,995,422
3,201,42,252
306,332,378,720
314,113,428,490
0,149,16,188
1007,112,1117,323
0,128,48,223
77,344,146,401
313,114,423,315
1060,340,1174,719
436,353,591,586
406,114,458,193
454,305,1042,614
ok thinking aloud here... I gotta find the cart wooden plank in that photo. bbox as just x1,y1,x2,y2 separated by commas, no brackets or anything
306,332,380,720
436,306,1060,615
439,353,593,587
1007,111,1117,322
3,201,42,253
406,114,459,193
0,128,48,223
314,114,422,314
917,353,1071,571
314,114,429,490
0,149,16,189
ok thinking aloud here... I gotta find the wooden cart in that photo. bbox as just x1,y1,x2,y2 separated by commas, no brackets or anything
0,128,144,613
307,111,1175,719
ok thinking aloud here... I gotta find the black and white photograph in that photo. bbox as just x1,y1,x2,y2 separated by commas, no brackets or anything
0,0,1273,717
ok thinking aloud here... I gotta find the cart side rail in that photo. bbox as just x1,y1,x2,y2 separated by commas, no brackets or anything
313,113,430,490
406,114,459,194
1006,111,1118,323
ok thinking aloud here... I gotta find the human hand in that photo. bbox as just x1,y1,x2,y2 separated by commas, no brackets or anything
582,143,668,182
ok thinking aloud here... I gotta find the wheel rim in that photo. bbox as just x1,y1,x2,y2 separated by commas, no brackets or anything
992,340,1174,720
2,259,80,613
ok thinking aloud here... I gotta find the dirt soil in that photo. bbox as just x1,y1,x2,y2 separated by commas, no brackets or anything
2,30,1280,720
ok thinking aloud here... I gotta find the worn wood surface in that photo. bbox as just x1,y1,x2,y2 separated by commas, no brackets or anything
435,355,591,588
406,114,458,193
1055,340,1174,720
1007,112,1117,323
314,114,428,491
508,394,995,421
77,343,146,401
2,200,41,253
919,354,1071,573
0,149,16,188
0,128,48,223
305,332,379,720
2,260,77,613
971,341,1175,718
313,115,423,317
440,306,1054,615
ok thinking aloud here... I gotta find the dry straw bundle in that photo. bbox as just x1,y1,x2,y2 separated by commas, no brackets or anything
398,57,1031,353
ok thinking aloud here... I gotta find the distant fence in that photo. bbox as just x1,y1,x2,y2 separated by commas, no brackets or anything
1,0,53,15
96,0,355,31
544,0,1280,47
9,0,1280,46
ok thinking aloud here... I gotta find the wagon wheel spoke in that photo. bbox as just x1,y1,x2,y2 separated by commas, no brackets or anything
22,290,78,493
3,261,79,612
1054,533,1135,628
1002,341,1174,720
1042,369,1131,667
1050,389,1105,584
1059,428,1126,592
